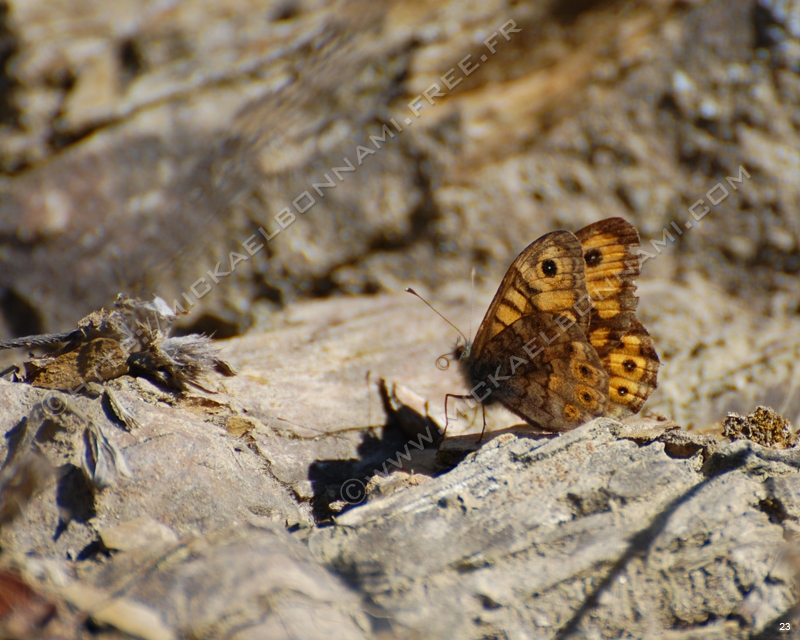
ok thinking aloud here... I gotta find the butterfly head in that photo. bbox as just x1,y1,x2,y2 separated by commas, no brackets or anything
452,335,471,361
434,336,471,372
434,336,472,371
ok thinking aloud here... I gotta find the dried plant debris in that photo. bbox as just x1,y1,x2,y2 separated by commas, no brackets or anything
0,294,237,494
103,388,141,431
128,334,237,392
0,294,235,394
723,405,797,449
24,338,129,390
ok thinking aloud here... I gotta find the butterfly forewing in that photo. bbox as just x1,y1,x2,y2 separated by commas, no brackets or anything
575,217,660,417
575,217,640,353
470,230,591,359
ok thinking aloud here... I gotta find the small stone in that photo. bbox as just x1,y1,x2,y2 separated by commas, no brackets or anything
225,415,258,437
99,517,178,551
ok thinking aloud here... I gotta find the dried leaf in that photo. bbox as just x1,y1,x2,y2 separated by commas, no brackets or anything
104,388,141,431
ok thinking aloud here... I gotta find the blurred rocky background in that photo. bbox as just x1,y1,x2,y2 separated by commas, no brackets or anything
2,0,800,638
1,0,800,429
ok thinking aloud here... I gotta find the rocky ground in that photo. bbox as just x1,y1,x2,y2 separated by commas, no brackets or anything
1,0,800,638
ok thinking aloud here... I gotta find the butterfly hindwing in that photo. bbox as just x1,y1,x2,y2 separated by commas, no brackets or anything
465,312,609,431
601,316,660,417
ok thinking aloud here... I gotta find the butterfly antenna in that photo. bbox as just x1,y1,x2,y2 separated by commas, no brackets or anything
405,288,468,343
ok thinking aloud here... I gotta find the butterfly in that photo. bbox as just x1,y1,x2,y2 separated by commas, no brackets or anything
446,217,659,432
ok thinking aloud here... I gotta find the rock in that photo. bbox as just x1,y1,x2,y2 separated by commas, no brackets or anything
0,379,305,558
310,420,797,639
83,523,371,640
98,516,178,552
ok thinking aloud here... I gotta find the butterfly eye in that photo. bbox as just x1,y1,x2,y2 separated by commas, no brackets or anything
436,355,451,370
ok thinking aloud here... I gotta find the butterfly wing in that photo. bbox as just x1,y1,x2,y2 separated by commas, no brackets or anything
600,316,660,417
470,230,591,360
575,217,660,417
575,217,640,351
467,313,609,431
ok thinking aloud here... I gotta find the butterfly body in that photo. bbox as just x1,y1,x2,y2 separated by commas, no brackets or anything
448,219,659,432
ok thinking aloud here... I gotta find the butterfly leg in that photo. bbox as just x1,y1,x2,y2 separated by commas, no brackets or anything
476,404,487,444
